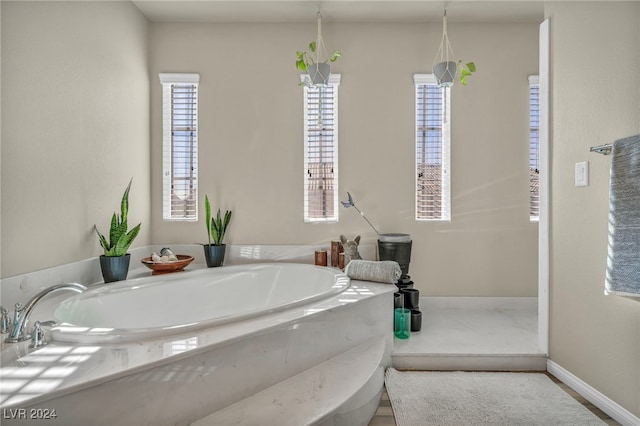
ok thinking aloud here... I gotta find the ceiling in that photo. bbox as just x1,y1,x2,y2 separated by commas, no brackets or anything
132,1,546,23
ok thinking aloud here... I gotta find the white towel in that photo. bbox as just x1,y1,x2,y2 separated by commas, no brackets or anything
344,260,402,284
605,134,640,297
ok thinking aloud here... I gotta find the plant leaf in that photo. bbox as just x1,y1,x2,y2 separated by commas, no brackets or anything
330,50,341,62
216,209,224,245
211,222,220,245
120,179,132,225
211,212,221,245
205,195,212,246
94,225,110,253
296,59,307,72
466,62,476,72
309,41,316,52
218,210,231,245
114,223,141,256
108,213,119,249
223,210,232,230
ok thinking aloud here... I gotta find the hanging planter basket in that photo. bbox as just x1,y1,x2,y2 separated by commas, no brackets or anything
431,8,476,88
308,63,331,86
433,61,457,87
296,11,340,87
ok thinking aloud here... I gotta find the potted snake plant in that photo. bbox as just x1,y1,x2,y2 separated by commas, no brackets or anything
94,179,142,283
203,195,232,267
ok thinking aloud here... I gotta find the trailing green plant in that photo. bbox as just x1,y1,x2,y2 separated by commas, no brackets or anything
94,179,142,257
458,61,477,85
205,195,232,246
295,41,341,73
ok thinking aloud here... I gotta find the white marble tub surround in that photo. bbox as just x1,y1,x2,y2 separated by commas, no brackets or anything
0,245,393,426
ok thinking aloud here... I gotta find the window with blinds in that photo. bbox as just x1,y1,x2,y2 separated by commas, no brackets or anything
529,75,540,221
302,74,341,222
414,74,451,221
159,73,199,221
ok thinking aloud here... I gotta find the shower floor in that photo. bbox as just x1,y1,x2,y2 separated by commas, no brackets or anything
392,297,546,371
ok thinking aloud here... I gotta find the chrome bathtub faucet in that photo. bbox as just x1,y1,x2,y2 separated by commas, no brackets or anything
4,283,87,344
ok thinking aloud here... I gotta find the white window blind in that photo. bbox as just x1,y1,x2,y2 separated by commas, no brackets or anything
529,75,540,221
302,74,341,222
159,73,199,221
414,74,451,221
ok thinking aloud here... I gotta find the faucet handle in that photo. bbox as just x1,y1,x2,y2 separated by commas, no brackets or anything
13,303,23,329
29,321,55,349
12,303,25,339
13,303,22,322
0,306,11,334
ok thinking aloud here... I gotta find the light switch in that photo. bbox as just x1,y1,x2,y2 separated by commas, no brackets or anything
575,161,589,187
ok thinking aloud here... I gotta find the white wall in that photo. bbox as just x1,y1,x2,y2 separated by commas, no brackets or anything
1,1,151,277
546,1,640,417
149,21,539,296
1,4,539,297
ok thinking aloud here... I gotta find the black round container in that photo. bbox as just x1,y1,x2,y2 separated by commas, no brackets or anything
394,292,403,309
411,309,422,332
396,275,414,291
396,282,414,291
401,288,420,310
378,234,412,276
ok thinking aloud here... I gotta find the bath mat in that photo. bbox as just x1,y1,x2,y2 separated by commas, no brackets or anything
385,368,606,426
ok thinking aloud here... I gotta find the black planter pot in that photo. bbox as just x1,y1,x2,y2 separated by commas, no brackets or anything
204,244,226,267
99,254,131,283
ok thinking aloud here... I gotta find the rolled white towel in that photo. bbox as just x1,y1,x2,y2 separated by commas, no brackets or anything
344,260,402,284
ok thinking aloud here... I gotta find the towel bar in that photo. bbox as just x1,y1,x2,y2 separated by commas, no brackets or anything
590,144,612,155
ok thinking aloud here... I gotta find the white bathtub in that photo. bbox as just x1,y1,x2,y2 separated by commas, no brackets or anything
51,263,350,343
1,258,392,426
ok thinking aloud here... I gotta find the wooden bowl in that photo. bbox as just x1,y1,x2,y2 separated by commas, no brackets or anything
141,255,194,275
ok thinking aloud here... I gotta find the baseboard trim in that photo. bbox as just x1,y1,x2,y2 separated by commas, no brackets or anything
547,360,639,426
